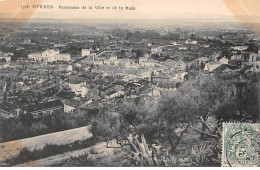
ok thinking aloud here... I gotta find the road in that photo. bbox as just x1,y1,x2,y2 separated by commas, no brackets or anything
14,142,116,167
0,126,92,163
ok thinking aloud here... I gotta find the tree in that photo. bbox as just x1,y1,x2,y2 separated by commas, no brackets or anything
29,122,48,136
157,86,199,153
89,110,121,144
190,72,259,144
190,33,196,40
0,58,6,63
200,61,205,70
20,112,34,127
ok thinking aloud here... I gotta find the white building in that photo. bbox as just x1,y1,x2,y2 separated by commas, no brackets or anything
82,49,91,56
67,65,73,71
139,56,149,64
0,52,12,62
28,49,71,62
64,104,76,113
219,57,229,64
204,61,222,71
172,42,177,46
178,46,187,50
106,90,124,99
0,56,11,62
151,47,162,54
140,59,157,67
231,55,242,60
69,83,88,97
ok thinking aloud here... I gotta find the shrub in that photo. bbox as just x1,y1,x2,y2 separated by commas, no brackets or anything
190,143,220,166
89,146,98,154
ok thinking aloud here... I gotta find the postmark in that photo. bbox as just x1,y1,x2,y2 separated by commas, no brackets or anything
222,123,259,167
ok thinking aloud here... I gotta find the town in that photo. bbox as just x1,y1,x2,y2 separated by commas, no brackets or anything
0,22,259,119
0,20,259,166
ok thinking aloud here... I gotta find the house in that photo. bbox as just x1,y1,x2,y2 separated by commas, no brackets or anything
140,59,156,67
172,42,177,46
177,71,188,80
119,59,132,68
242,52,260,66
93,60,104,66
194,57,208,66
54,43,65,48
137,70,152,81
231,46,248,51
139,56,149,64
219,57,229,64
128,63,139,69
148,88,161,97
151,46,162,54
0,51,12,62
175,60,186,71
83,66,91,72
202,44,209,48
110,56,117,61
0,101,23,119
106,90,124,99
231,55,242,60
178,46,187,50
82,49,91,56
213,64,239,74
67,65,73,71
190,40,197,45
25,100,64,118
64,102,77,113
185,40,197,45
69,83,88,98
204,61,222,72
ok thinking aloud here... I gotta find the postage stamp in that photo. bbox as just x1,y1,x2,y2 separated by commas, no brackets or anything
222,123,259,167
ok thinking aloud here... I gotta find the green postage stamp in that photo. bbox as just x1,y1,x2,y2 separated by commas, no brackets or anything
222,123,259,167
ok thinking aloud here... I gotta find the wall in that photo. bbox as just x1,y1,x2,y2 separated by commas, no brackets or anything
0,126,92,164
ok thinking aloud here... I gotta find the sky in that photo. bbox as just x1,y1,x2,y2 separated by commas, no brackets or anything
0,0,260,25
31,0,235,19
0,0,235,20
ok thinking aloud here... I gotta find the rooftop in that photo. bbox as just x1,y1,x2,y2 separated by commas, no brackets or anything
0,101,19,113
25,100,64,113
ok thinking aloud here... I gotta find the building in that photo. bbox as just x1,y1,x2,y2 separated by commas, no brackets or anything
241,52,260,69
137,70,152,81
231,46,248,51
139,56,149,64
106,90,124,99
175,60,186,71
231,55,242,61
0,101,23,119
64,103,77,113
69,83,88,97
118,59,132,68
178,46,187,50
204,61,222,72
67,65,73,71
219,57,229,64
82,49,91,56
151,47,159,54
140,59,157,67
28,49,71,62
0,52,12,62
25,100,64,118
103,56,119,66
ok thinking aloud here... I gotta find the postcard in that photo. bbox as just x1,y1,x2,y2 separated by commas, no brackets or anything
0,0,259,167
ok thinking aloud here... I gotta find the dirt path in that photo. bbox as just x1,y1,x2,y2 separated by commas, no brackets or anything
0,126,92,163
14,142,116,167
